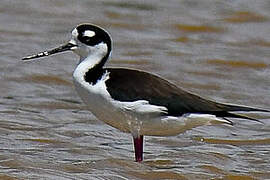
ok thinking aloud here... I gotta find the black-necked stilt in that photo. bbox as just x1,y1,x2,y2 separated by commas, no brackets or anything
22,23,269,162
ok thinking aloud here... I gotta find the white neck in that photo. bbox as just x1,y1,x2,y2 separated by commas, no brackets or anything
76,42,108,63
73,42,109,83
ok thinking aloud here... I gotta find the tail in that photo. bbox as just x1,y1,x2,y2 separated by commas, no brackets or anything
217,103,270,113
222,112,263,124
214,103,269,124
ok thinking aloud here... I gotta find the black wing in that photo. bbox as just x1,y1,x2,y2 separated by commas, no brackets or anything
105,68,268,119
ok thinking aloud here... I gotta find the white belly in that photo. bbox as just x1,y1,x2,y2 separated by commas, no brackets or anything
73,75,228,137
75,82,226,136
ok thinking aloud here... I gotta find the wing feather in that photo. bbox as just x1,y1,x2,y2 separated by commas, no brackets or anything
105,68,269,119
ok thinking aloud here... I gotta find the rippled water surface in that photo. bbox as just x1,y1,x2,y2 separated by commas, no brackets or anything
1,0,270,179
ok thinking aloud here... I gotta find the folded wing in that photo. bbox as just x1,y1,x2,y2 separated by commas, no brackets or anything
105,68,269,121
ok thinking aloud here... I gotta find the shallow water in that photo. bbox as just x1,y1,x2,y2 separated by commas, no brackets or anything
1,0,270,179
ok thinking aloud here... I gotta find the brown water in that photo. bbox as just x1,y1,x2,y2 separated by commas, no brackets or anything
1,0,270,179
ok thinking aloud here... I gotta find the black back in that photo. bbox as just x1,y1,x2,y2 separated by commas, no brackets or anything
104,68,266,117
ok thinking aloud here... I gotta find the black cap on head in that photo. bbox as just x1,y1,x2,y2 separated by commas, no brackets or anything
76,24,112,50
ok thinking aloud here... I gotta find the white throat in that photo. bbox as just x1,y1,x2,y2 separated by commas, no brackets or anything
76,42,108,63
72,42,110,83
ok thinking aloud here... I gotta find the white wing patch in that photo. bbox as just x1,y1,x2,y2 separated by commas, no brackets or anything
119,100,168,115
184,113,231,125
84,30,95,37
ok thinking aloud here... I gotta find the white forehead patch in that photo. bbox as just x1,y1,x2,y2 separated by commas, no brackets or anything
84,30,95,38
72,28,78,37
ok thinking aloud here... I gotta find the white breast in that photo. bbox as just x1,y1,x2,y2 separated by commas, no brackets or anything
73,68,230,137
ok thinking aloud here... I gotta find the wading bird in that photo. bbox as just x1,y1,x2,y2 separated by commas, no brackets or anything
23,24,269,162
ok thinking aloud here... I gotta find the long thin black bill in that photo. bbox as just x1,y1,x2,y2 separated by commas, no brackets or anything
22,42,77,61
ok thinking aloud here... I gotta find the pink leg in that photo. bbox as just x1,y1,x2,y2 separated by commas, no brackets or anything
133,135,144,162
